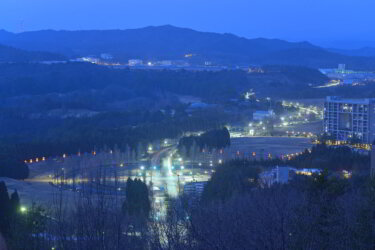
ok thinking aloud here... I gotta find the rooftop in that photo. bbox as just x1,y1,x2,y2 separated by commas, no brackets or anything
326,96,375,104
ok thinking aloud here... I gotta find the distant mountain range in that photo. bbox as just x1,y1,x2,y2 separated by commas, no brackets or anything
0,25,374,70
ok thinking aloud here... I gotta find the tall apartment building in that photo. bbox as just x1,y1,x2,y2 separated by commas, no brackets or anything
371,144,375,178
323,96,375,144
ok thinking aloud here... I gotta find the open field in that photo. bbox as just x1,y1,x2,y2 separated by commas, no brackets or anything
228,136,313,159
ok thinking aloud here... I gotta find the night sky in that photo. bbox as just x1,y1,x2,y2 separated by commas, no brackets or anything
1,0,374,48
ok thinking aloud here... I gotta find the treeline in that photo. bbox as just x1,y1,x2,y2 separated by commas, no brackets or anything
2,161,375,249
0,158,29,180
288,143,369,172
0,181,20,238
202,159,261,202
178,127,230,155
0,178,151,249
200,144,371,203
0,63,246,100
123,178,151,218
0,63,329,101
0,110,228,179
189,173,375,249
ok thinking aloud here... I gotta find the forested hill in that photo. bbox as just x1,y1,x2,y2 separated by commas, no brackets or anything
0,26,374,70
0,44,65,63
0,62,328,100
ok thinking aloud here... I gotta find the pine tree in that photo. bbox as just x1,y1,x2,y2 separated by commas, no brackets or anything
0,181,10,234
10,190,20,215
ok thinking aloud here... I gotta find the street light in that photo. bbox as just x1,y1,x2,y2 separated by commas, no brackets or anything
20,206,27,214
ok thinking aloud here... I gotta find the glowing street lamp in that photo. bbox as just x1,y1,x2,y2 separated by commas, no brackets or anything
20,206,27,214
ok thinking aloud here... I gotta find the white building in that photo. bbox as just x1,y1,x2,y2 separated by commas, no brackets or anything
259,166,291,187
259,166,321,187
338,64,346,72
324,96,375,144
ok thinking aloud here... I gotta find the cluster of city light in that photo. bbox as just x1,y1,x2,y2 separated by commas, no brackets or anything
295,170,313,176
25,156,47,164
286,131,315,138
25,148,125,165
282,149,313,161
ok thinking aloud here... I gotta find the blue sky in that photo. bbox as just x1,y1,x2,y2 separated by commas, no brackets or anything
1,0,374,48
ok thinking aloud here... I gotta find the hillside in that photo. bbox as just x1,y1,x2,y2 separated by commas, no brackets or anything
0,44,65,63
0,26,374,70
0,62,327,99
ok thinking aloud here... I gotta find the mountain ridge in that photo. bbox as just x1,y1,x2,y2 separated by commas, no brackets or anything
0,25,374,70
